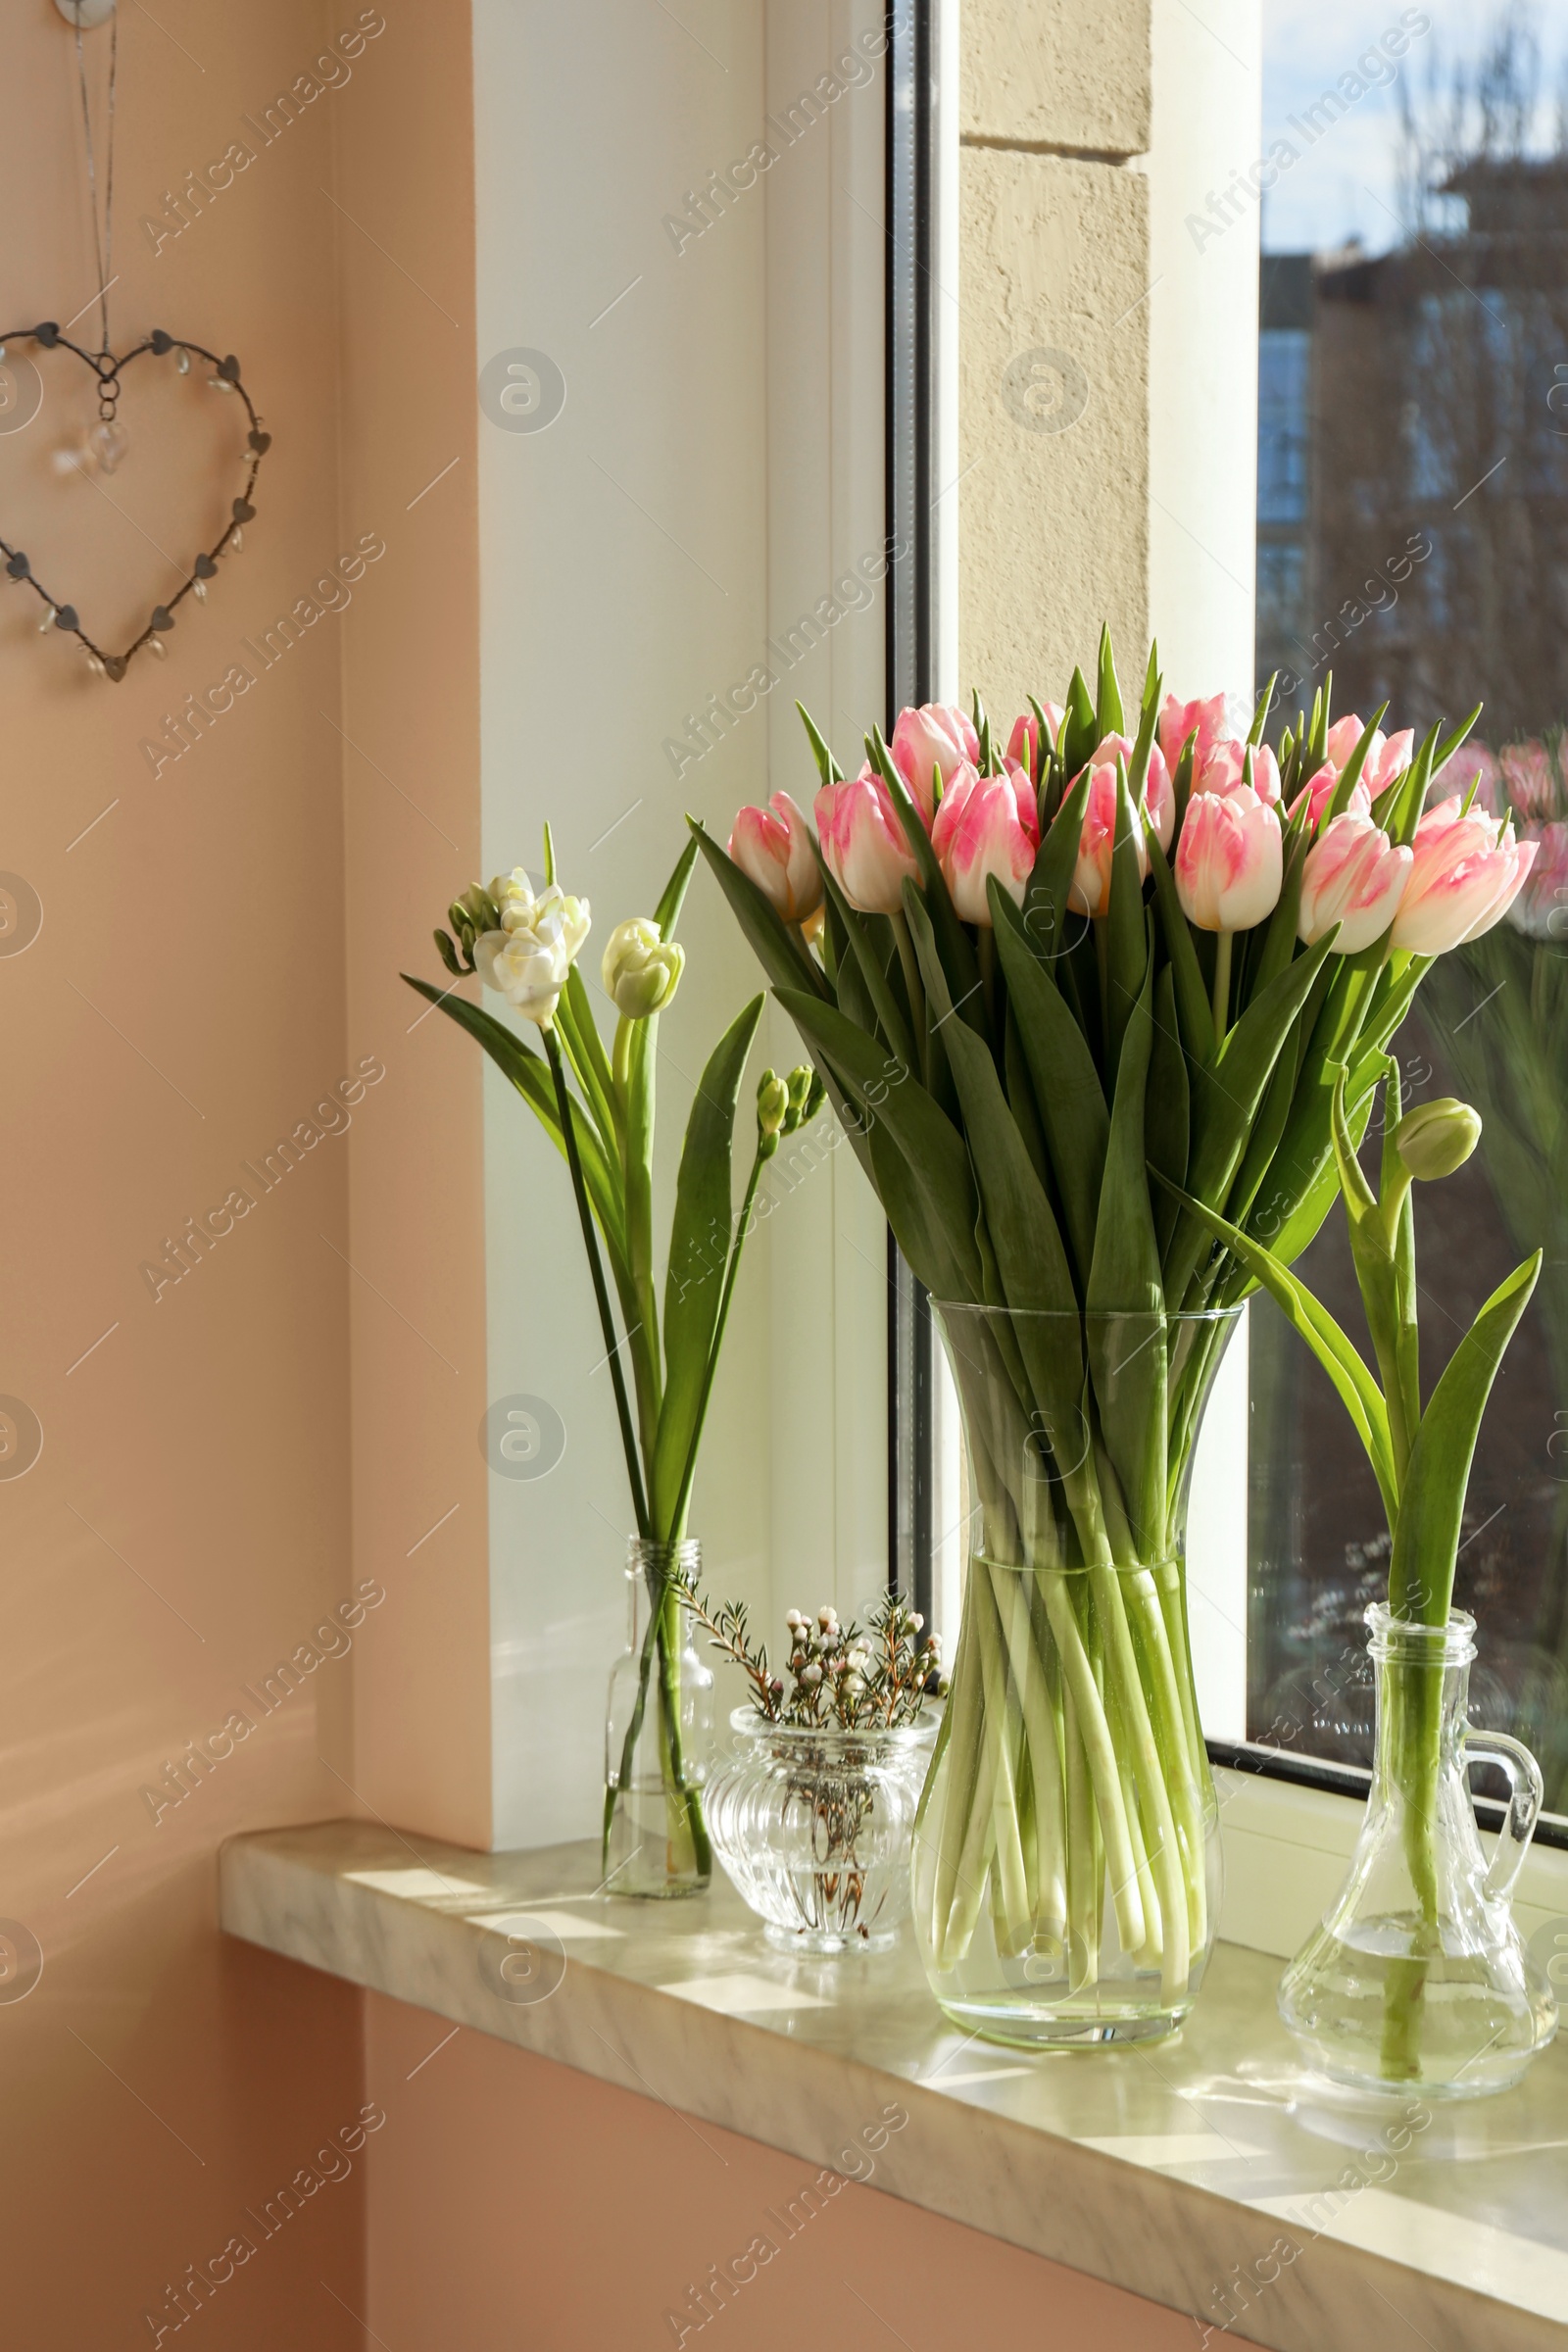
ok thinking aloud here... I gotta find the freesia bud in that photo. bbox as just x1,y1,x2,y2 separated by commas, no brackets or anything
1388,797,1538,953
1174,784,1283,931
473,876,590,1029
889,703,978,819
783,1063,822,1131
601,916,684,1018
757,1068,790,1148
931,761,1039,922
1394,1098,1482,1182
814,769,920,913
456,882,501,932
1298,813,1412,955
727,791,823,926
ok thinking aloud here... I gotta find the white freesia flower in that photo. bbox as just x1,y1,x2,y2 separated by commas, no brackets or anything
473,875,590,1029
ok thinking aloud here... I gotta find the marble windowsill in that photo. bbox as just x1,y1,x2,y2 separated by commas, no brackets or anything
220,1818,1568,2352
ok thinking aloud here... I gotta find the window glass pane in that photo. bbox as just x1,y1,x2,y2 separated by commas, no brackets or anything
1250,3,1568,1818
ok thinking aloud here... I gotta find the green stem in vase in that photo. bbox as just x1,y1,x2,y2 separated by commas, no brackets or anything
546,1025,649,1541
655,1579,710,1876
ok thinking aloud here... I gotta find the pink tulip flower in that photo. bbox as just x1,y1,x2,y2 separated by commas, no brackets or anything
728,791,824,926
933,762,1040,923
1438,742,1499,814
1323,715,1413,800
1288,760,1369,829
1508,819,1568,939
1067,759,1150,919
1006,704,1065,776
1389,797,1539,953
1072,733,1174,851
814,768,920,915
1158,691,1229,777
1499,739,1557,820
1192,737,1282,808
1174,784,1283,933
1298,813,1413,955
889,703,978,821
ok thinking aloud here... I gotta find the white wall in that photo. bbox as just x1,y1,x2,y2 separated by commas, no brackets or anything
472,0,888,1846
1148,0,1263,1733
1148,0,1263,705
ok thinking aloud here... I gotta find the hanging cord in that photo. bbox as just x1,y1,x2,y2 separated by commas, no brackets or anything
73,6,119,356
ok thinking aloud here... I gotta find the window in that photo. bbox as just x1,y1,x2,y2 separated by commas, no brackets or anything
1249,1,1568,1834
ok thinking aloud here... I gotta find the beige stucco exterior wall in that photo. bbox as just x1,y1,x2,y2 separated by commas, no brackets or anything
959,0,1153,717
960,0,1260,718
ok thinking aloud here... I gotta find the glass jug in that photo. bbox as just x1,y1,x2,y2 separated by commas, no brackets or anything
1278,1605,1556,2098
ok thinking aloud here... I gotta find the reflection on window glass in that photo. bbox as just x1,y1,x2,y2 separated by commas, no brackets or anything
1250,3,1568,1814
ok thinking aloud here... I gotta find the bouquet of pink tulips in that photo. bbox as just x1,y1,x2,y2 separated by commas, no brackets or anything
693,630,1534,2013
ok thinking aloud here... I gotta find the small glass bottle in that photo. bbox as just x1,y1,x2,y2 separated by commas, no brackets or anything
604,1538,713,1898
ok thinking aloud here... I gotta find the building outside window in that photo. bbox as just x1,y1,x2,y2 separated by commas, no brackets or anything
1250,1,1568,1818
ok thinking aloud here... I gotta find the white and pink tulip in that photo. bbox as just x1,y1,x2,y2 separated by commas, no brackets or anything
814,768,921,915
1006,704,1064,776
1389,797,1538,953
932,762,1040,923
1174,784,1283,934
889,703,979,820
727,791,824,927
1157,691,1229,777
1323,715,1414,800
1298,813,1412,955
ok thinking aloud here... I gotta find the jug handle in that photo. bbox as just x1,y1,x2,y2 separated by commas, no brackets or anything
1464,1728,1544,1906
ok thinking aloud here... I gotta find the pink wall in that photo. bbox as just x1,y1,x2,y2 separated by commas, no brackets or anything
335,0,492,1855
0,4,458,2338
364,1985,1250,2349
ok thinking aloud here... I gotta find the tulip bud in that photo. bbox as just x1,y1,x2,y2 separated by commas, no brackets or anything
1394,1098,1482,1182
601,916,684,1019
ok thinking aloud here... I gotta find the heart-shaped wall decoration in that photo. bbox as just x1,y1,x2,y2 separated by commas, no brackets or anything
0,322,269,683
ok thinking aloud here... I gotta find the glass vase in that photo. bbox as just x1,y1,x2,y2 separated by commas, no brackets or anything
604,1538,714,1898
912,1302,1240,2047
1278,1605,1557,2097
707,1708,939,1954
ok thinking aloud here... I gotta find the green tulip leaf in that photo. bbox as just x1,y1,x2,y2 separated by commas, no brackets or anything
1389,1251,1543,1625
1154,1170,1399,1532
991,886,1108,1290
1087,951,1165,1549
686,817,827,1000
775,986,982,1299
652,994,765,1534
